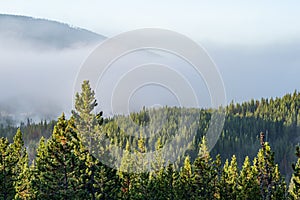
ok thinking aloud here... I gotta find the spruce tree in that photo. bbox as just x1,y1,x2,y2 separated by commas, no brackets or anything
0,129,27,200
0,137,16,200
290,145,300,199
192,137,217,200
255,133,287,200
72,80,102,155
81,152,119,200
72,80,117,199
14,149,33,200
220,155,239,199
119,141,134,199
237,156,260,200
178,156,193,199
130,134,151,200
33,114,87,199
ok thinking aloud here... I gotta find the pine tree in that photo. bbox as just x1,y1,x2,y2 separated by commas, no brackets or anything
147,140,169,200
164,163,178,200
178,156,193,199
119,141,134,199
0,129,27,200
290,145,300,199
237,156,260,200
148,166,166,200
220,155,239,199
81,152,120,200
72,80,117,199
151,137,165,172
191,136,217,200
72,80,102,155
149,163,179,200
12,129,33,200
33,114,87,199
0,137,16,200
30,137,46,198
255,132,287,200
14,149,33,200
130,134,151,200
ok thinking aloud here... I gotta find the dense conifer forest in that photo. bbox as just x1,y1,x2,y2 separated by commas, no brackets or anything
0,81,299,199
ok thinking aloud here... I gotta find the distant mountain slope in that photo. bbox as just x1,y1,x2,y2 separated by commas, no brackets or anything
0,14,105,49
0,14,108,121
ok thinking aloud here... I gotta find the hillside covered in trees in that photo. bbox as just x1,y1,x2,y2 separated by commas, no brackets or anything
0,81,299,199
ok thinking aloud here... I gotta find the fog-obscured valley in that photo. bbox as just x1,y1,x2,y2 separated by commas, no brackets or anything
0,14,299,124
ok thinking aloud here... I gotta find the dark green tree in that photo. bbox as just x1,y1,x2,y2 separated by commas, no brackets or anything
237,156,260,200
192,137,217,200
72,80,102,155
33,114,87,199
72,80,118,199
178,156,193,199
220,155,239,199
0,129,27,200
0,137,15,200
14,149,33,200
290,145,300,199
255,133,287,200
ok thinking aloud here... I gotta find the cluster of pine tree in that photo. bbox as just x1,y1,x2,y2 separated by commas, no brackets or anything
0,81,299,199
1,84,299,178
1,120,300,199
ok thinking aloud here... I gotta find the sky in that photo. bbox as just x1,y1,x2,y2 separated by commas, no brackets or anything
0,1,299,121
0,1,300,45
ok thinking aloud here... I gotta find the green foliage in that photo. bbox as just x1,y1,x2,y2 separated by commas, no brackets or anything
72,80,119,200
0,137,16,199
0,128,28,200
32,114,88,199
254,140,287,200
1,82,300,199
14,150,33,200
220,155,239,199
178,156,193,199
237,156,260,199
290,146,300,199
191,137,218,199
72,80,101,154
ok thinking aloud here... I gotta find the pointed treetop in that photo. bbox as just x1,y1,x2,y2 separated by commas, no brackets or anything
12,128,24,153
198,136,210,160
74,80,97,114
182,156,192,175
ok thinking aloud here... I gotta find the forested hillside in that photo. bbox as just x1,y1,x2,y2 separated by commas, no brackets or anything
0,81,299,199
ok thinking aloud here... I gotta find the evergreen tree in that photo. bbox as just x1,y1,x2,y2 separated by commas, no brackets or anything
255,133,286,199
290,145,300,199
72,80,117,199
0,129,27,200
33,114,87,199
220,155,239,199
0,137,16,200
148,166,166,200
164,163,179,200
30,137,46,198
237,156,260,200
81,152,120,200
72,80,102,155
178,156,193,199
149,163,179,200
14,149,33,200
191,137,217,200
130,134,152,200
119,141,134,199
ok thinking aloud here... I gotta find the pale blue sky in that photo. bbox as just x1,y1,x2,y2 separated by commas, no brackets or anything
1,1,300,45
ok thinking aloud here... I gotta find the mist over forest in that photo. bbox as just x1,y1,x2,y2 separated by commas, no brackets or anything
0,14,299,124
0,12,300,200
